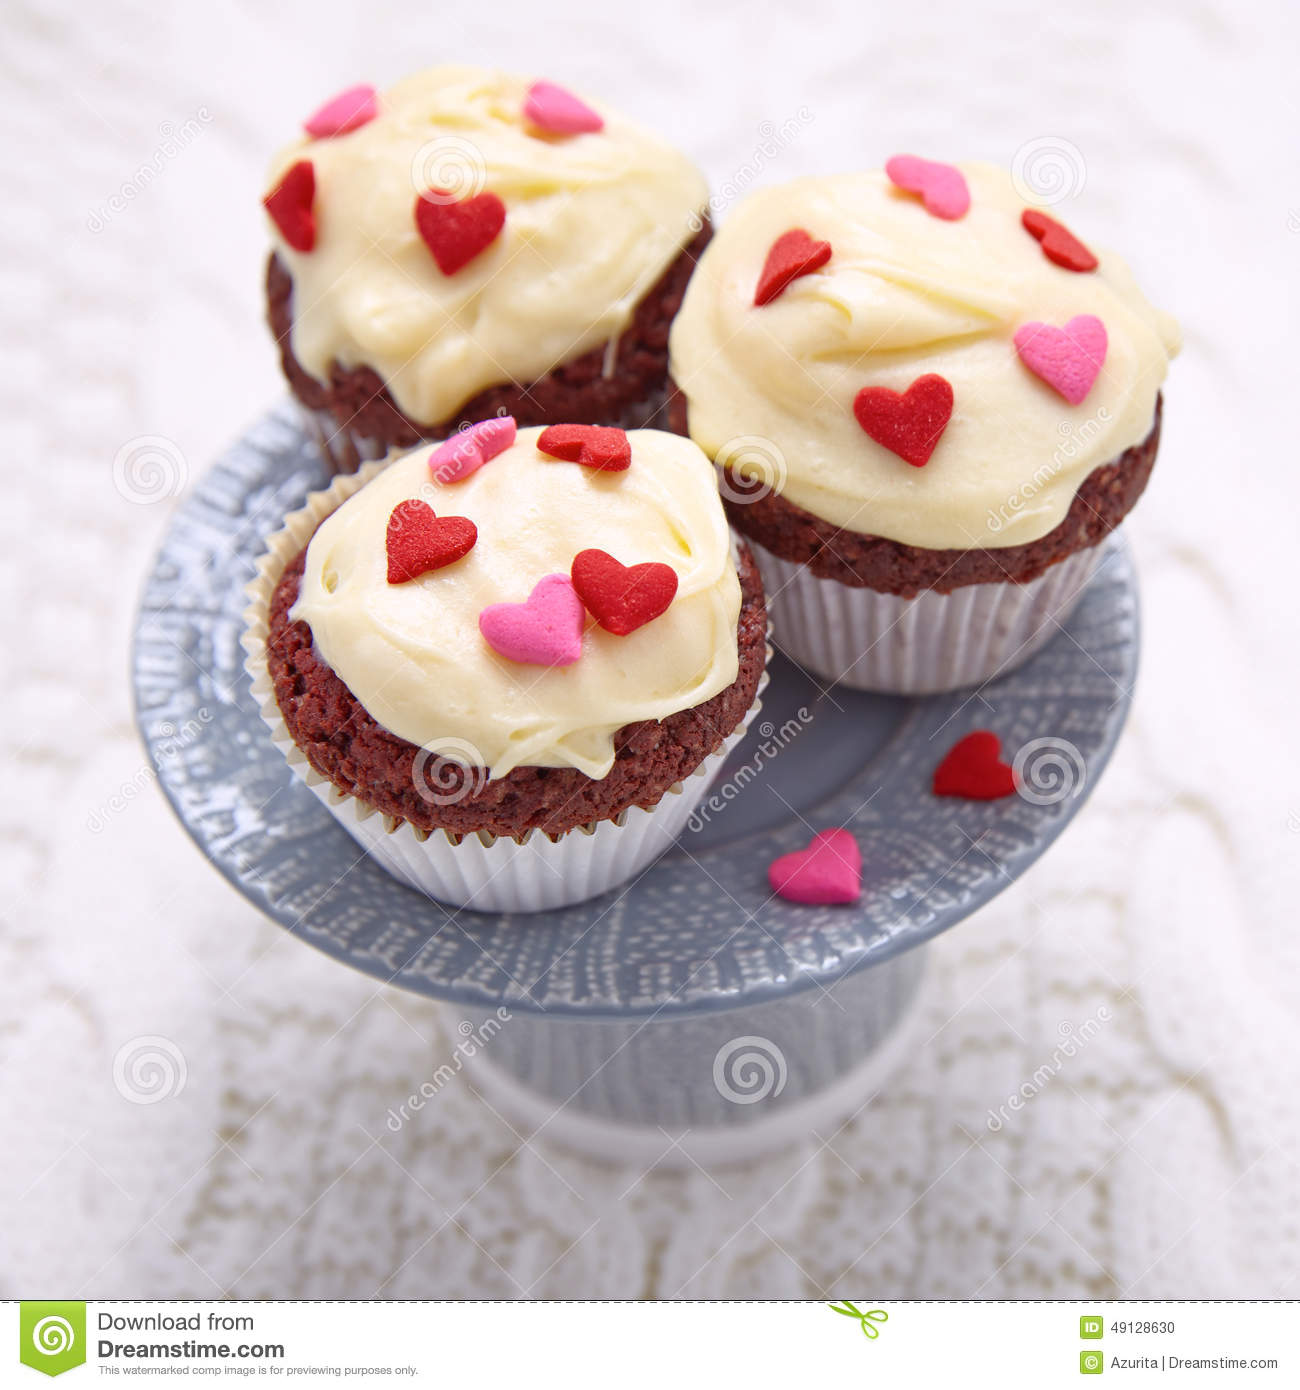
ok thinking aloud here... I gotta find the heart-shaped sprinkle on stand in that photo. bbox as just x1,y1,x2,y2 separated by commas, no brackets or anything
479,574,585,668
1021,209,1098,272
304,83,378,138
1013,315,1107,405
885,155,970,220
570,549,678,635
524,80,604,135
263,160,316,252
537,424,631,472
769,829,862,905
414,190,506,275
933,730,1017,800
385,500,477,584
853,373,954,467
753,228,833,306
428,417,517,484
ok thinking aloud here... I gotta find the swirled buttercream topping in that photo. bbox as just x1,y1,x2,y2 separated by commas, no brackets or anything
669,163,1180,549
289,428,741,779
265,64,707,427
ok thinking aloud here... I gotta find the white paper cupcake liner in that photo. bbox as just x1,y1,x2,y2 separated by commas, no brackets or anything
241,465,767,913
298,405,391,476
752,540,1104,694
298,390,675,478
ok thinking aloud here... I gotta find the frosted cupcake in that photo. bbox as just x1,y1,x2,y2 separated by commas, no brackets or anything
262,65,709,473
242,421,766,912
669,159,1179,693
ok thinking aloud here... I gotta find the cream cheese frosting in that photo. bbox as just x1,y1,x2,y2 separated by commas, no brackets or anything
669,163,1180,550
266,65,708,427
289,427,742,779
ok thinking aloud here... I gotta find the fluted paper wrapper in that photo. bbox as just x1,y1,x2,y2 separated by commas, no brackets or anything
299,391,676,479
753,541,1104,694
241,464,766,913
298,406,391,477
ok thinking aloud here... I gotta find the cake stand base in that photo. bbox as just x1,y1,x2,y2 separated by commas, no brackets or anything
455,946,928,1167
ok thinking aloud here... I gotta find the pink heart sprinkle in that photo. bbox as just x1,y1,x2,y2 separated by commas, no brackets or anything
304,83,378,139
768,829,862,905
428,417,517,484
885,154,970,220
524,80,604,135
1013,315,1108,405
479,574,586,668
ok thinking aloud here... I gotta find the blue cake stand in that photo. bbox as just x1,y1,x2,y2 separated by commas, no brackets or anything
132,405,1138,1163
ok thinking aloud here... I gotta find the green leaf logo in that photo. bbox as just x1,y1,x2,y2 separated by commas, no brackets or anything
828,1301,889,1339
20,1303,86,1378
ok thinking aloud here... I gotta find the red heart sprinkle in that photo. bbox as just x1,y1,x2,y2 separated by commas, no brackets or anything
1021,209,1098,273
414,190,506,275
753,228,833,306
385,499,477,584
932,731,1017,800
853,373,954,467
570,549,678,635
536,424,632,472
263,160,316,253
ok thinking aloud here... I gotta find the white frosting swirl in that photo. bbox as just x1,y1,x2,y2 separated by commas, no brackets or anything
669,163,1180,549
266,65,707,427
290,428,742,779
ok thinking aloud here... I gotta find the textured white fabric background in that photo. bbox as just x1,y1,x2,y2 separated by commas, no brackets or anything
4,0,1299,1299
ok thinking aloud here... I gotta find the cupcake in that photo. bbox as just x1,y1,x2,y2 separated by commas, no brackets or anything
669,160,1179,693
242,421,767,912
262,65,710,474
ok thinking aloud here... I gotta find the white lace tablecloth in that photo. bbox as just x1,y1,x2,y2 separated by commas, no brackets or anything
5,0,1298,1300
